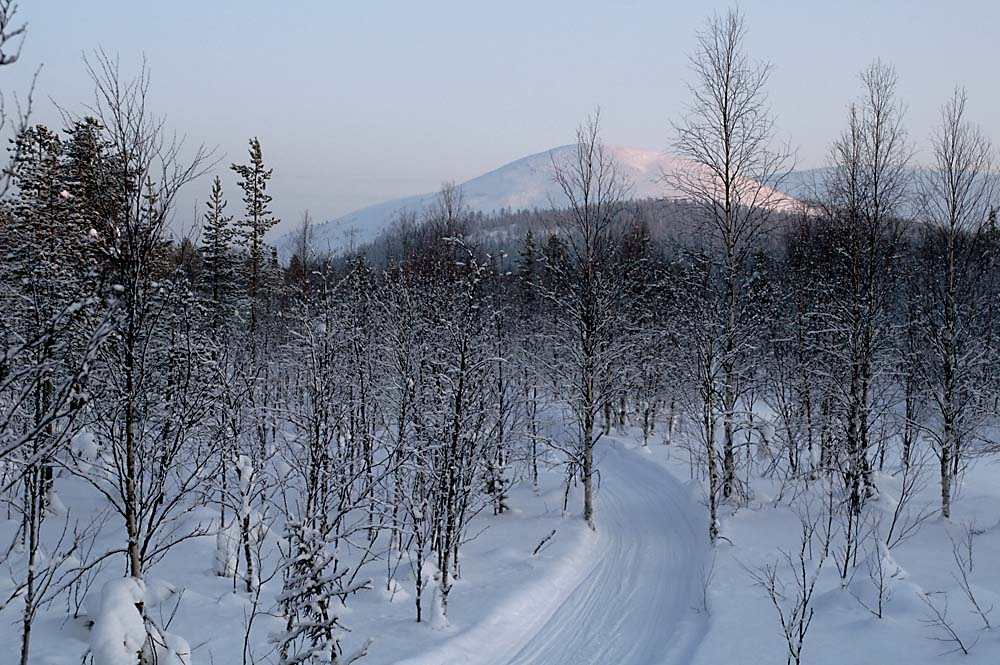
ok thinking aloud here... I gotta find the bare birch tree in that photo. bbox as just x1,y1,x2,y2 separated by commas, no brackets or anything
671,6,791,503
916,88,996,518
821,61,911,526
541,111,630,529
80,51,214,578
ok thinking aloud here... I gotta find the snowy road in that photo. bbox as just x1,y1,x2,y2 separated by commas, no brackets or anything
399,439,709,665
499,440,708,665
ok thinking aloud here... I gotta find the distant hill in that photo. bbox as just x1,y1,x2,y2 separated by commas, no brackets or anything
274,145,796,261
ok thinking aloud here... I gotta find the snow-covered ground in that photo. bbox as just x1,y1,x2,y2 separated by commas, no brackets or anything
1,455,596,665
6,425,1000,664
645,435,1000,665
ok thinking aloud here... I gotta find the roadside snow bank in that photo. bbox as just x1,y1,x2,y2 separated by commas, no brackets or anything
395,522,598,665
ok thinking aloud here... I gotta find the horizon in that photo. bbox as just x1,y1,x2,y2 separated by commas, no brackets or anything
10,1,1000,237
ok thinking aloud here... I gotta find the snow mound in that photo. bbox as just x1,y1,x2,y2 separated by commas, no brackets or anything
89,578,192,665
90,578,147,665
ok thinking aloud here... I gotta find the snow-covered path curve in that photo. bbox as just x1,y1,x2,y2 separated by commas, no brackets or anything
499,440,708,665
400,439,709,665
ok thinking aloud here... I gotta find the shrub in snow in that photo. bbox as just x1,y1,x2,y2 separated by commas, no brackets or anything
70,430,102,475
846,543,907,619
214,520,240,577
425,560,451,630
90,578,146,665
429,584,449,631
90,578,192,665
750,513,829,665
145,625,192,665
235,454,260,592
273,520,371,664
379,578,410,603
45,487,68,517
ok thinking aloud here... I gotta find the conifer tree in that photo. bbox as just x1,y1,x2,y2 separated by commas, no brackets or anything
62,117,120,254
518,228,538,306
2,124,88,475
200,175,237,332
0,123,105,665
231,138,279,347
5,125,78,292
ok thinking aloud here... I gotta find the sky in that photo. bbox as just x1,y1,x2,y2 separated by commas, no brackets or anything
8,1,1000,237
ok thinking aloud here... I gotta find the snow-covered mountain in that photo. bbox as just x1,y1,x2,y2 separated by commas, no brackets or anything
275,145,797,260
779,167,1000,215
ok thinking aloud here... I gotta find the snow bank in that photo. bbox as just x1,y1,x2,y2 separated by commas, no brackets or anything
394,526,598,664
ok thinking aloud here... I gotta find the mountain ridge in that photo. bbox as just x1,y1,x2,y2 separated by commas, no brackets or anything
274,145,794,260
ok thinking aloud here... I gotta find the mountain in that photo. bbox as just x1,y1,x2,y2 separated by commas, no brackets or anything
778,167,1000,215
275,145,795,260
778,168,829,201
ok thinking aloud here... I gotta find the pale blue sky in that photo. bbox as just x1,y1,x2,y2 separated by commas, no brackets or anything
10,1,1000,235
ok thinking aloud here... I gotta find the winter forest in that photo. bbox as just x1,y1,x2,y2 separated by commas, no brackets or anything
3,2,1000,664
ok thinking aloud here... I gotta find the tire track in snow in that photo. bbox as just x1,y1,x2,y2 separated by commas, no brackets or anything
499,440,708,665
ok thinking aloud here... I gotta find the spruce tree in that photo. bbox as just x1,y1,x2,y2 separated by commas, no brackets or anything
62,117,119,249
276,521,370,665
200,175,237,333
5,125,78,294
231,138,279,347
0,125,98,665
2,123,92,392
